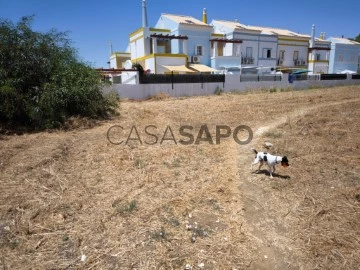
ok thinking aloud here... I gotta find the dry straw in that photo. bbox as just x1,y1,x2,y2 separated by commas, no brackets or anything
0,85,359,269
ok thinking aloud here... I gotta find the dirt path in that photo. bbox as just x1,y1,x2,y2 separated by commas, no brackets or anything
236,98,360,269
237,133,299,269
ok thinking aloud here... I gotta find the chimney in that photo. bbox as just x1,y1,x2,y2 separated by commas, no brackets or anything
202,8,207,24
310,24,315,48
142,0,148,28
109,41,113,56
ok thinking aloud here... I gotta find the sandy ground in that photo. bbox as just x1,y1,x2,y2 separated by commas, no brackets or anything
1,85,359,269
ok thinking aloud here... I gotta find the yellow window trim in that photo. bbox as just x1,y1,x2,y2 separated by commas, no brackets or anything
129,27,144,38
211,33,224,37
130,35,144,43
155,53,187,58
278,37,309,42
278,43,309,47
132,53,187,63
110,52,130,57
150,28,171,32
308,60,329,63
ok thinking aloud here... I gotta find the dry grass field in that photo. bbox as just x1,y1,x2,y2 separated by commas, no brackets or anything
1,85,359,269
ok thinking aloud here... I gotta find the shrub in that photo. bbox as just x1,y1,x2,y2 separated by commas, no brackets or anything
214,86,224,95
0,16,118,131
132,63,145,77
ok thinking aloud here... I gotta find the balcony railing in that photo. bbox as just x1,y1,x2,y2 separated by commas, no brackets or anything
241,57,254,64
294,60,306,66
277,59,307,66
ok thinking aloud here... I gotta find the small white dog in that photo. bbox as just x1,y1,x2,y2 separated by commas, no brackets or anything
251,148,289,178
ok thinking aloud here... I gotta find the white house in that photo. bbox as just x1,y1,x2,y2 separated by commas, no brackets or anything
327,37,360,74
211,20,278,74
246,25,310,71
127,1,218,74
120,1,358,77
153,13,216,73
109,52,131,69
211,20,325,73
308,25,331,74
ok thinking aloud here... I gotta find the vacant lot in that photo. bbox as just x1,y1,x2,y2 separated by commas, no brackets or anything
1,85,359,269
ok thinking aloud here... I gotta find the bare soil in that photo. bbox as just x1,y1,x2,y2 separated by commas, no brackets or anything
1,85,359,269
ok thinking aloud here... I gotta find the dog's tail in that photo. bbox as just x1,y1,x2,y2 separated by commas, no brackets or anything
251,148,258,154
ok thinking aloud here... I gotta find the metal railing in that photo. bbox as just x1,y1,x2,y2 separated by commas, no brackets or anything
320,74,347,80
240,75,282,82
241,57,254,64
292,74,320,81
137,73,359,85
139,73,225,89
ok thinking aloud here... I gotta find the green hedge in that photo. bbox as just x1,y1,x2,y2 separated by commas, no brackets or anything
0,16,118,130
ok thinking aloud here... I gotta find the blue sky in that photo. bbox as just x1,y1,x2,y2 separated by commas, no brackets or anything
1,0,359,68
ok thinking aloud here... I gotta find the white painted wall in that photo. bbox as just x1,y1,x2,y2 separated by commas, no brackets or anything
258,35,278,67
309,62,329,74
103,74,360,100
120,71,139,85
278,39,308,67
239,39,258,62
155,56,187,73
145,57,155,73
130,30,146,60
223,43,234,57
109,57,116,69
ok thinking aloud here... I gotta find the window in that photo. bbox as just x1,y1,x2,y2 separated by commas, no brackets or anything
195,45,203,56
293,51,299,60
262,49,271,58
316,54,321,61
233,44,241,56
246,47,253,58
279,50,285,60
158,45,166,54
218,43,224,56
338,55,344,62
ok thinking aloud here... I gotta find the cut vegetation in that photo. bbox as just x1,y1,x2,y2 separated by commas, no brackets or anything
0,85,359,269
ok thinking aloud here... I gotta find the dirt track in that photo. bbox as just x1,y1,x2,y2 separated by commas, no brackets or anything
236,96,360,269
1,85,359,269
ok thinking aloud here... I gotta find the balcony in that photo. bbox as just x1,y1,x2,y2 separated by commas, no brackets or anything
241,57,254,65
277,59,307,66
211,55,242,71
294,60,306,66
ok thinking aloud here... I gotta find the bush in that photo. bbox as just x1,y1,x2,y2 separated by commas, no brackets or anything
0,16,118,131
214,86,224,95
132,63,145,76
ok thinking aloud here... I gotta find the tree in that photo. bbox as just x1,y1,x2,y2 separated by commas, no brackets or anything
0,16,118,130
354,34,360,43
349,34,360,43
132,63,145,76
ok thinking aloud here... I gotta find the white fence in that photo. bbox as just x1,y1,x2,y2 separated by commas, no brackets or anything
102,74,360,100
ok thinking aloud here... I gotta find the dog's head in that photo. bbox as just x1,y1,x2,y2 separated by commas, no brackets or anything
281,156,289,167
